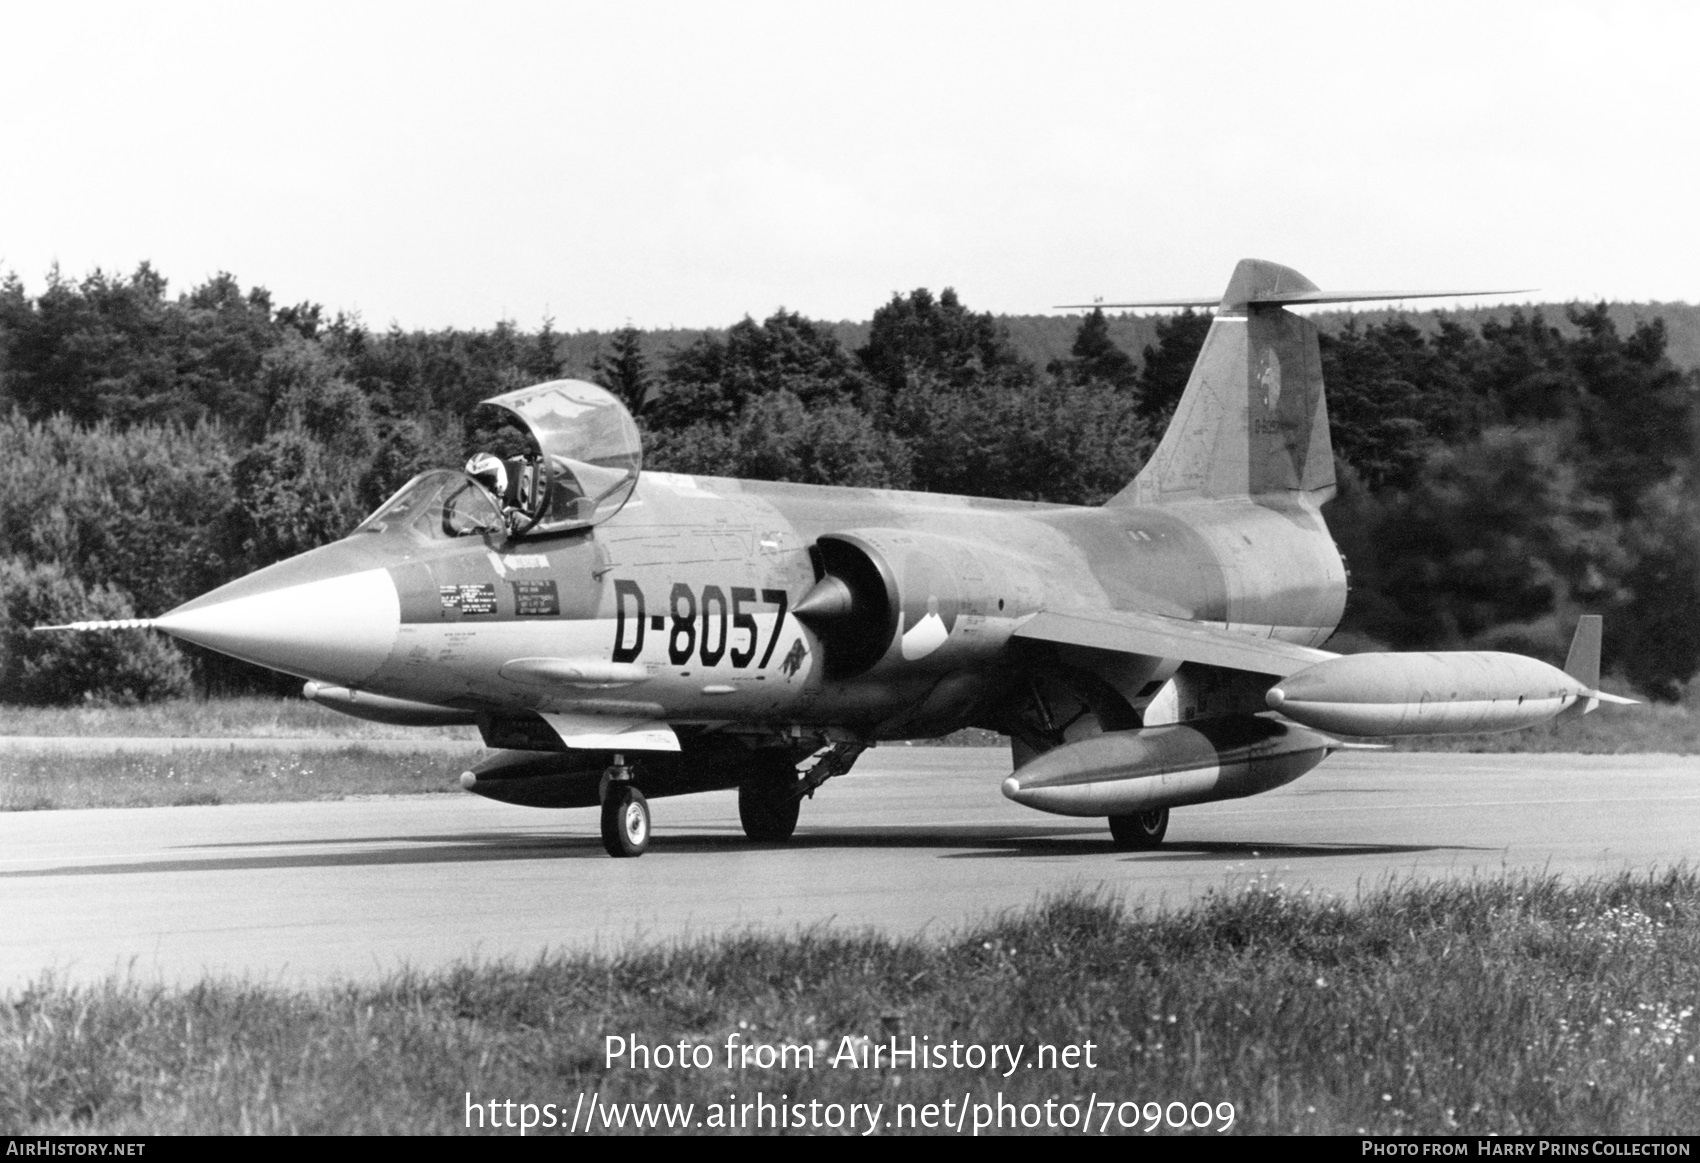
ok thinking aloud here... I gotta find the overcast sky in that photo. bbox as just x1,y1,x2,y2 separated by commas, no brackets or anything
3,1,1695,330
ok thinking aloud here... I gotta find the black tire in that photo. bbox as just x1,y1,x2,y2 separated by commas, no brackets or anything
1108,807,1169,849
600,785,650,857
738,768,801,843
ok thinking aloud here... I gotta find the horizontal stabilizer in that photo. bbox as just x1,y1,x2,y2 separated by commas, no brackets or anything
1014,608,1334,677
1239,287,1532,306
1055,297,1220,310
1061,288,1532,310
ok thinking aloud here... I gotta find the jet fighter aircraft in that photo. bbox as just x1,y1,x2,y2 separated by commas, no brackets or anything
45,259,1631,857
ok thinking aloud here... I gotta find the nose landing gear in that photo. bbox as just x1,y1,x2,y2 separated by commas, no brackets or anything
599,756,650,857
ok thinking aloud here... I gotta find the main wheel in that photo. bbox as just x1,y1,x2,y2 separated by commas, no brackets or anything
600,785,650,857
1108,807,1169,849
738,768,801,843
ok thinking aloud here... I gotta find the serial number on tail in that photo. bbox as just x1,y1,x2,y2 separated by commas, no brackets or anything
611,580,789,670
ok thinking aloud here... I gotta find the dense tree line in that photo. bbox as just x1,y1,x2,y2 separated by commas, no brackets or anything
0,264,1695,703
1320,309,1700,698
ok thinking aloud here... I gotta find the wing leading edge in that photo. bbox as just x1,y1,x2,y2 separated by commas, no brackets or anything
1012,608,1335,677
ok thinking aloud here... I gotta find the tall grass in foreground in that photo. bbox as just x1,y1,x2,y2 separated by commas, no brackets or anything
2,872,1696,1135
0,747,473,809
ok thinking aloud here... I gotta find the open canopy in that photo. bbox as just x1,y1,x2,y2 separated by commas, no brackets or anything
479,379,642,534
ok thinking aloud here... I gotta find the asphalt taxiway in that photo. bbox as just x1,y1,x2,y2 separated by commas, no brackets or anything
1,748,1695,989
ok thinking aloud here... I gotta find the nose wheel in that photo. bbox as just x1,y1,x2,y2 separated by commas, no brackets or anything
600,783,651,858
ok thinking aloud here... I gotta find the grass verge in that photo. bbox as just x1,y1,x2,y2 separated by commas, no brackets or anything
0,747,474,810
1391,700,1700,754
2,872,1696,1135
0,697,479,741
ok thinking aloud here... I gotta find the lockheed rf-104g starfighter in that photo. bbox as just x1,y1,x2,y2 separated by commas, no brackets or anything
45,260,1630,856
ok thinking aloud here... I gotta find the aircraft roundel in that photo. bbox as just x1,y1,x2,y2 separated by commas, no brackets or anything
899,553,960,661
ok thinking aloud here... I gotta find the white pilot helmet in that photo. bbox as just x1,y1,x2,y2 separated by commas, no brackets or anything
465,452,508,497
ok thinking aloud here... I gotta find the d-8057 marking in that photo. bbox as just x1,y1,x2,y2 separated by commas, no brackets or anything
611,580,790,669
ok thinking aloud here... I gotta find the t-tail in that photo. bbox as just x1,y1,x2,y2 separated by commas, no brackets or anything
1117,259,1334,506
1082,259,1528,509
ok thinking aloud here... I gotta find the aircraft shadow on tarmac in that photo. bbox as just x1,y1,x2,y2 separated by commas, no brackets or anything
933,838,1485,861
1096,840,1495,862
0,828,1488,878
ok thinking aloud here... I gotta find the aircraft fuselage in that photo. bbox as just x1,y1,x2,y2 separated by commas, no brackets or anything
165,468,1347,745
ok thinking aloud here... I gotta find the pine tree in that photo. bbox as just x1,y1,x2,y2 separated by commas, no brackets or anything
1136,308,1212,430
1049,307,1138,391
593,325,651,414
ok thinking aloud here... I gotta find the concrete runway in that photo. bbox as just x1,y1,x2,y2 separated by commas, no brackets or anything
1,747,1695,990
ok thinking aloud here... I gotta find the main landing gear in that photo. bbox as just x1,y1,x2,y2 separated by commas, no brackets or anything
599,756,650,858
738,766,801,842
1108,807,1169,850
596,743,866,858
736,742,864,845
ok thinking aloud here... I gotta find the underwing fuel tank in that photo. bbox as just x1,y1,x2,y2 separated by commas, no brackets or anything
1001,716,1336,818
458,745,776,808
1266,651,1593,737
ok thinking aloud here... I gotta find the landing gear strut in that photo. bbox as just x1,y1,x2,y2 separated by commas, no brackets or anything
1108,807,1169,850
599,756,650,857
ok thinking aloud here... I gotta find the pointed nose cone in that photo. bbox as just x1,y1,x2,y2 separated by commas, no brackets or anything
156,541,400,685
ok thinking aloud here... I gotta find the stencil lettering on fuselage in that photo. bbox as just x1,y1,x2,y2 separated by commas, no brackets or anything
1258,347,1282,409
439,583,497,616
510,580,559,617
610,579,799,676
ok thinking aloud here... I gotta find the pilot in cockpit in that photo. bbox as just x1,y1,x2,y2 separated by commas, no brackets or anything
465,453,520,529
465,452,507,501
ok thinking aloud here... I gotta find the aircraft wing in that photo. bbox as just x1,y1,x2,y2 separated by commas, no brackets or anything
1013,609,1336,677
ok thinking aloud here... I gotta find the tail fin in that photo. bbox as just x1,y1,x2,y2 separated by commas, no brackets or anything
1560,615,1637,715
1113,259,1335,507
1563,614,1603,690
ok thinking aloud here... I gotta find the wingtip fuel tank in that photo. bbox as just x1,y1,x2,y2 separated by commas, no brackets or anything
1266,617,1625,738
